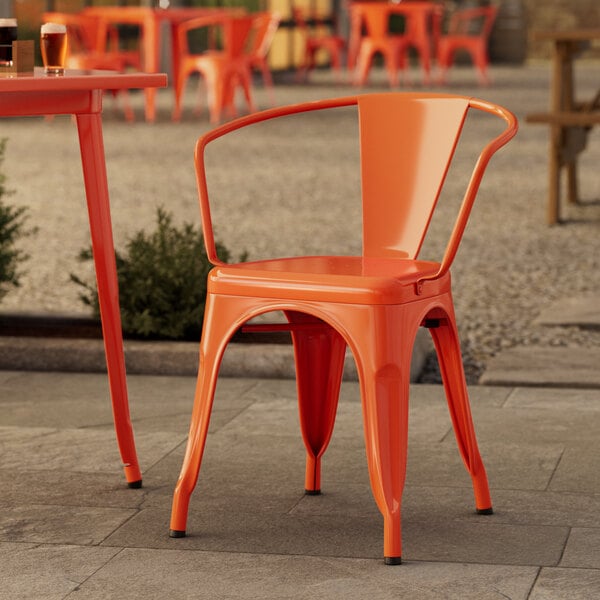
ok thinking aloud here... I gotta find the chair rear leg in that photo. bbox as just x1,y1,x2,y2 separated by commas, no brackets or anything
285,311,346,494
353,46,374,86
260,61,276,105
383,48,400,88
472,44,490,85
428,318,492,513
172,68,190,122
436,44,451,84
238,67,256,114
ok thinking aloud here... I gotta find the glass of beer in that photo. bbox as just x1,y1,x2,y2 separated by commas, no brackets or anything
0,18,17,66
40,22,67,75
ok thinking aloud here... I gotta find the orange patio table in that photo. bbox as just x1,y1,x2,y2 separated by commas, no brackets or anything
82,6,243,122
0,68,167,487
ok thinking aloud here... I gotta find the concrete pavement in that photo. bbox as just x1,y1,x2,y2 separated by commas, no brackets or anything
2,369,600,598
481,294,600,389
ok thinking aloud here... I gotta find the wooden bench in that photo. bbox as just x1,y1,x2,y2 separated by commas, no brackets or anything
526,29,600,224
526,90,600,223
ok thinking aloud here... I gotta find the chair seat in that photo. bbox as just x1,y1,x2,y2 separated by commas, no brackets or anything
209,256,446,303
307,35,345,51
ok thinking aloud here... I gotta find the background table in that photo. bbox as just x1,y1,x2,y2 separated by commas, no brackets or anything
0,69,167,487
83,6,241,122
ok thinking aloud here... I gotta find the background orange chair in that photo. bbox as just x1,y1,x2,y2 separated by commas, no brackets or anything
244,11,281,104
172,13,258,123
168,92,518,564
437,5,499,85
398,1,445,85
351,3,410,87
293,4,346,80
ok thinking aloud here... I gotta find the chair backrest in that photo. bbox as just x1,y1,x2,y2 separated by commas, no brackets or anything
226,15,255,57
358,4,393,39
177,14,253,58
194,93,517,276
447,6,498,38
292,3,340,37
177,14,225,56
358,94,469,259
247,11,280,60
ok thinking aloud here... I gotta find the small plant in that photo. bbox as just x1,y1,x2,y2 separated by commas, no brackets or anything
71,207,237,341
0,138,32,304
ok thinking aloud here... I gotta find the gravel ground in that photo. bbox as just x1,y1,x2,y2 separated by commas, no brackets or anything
1,63,599,382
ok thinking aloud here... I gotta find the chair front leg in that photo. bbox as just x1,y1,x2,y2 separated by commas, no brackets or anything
348,304,414,565
170,294,234,537
359,358,410,564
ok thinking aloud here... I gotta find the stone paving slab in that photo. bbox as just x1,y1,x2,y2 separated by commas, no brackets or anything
534,294,600,328
560,528,600,569
65,548,539,600
480,294,600,388
0,543,121,600
479,346,600,388
530,568,600,600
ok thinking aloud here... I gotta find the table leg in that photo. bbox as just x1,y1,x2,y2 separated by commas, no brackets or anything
143,15,159,123
76,111,142,488
560,42,579,206
566,161,579,204
547,41,570,225
170,21,181,103
347,10,362,70
547,124,561,225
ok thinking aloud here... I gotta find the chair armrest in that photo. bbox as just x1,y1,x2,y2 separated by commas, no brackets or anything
417,97,518,291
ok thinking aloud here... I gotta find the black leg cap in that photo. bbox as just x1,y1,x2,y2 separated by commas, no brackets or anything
304,489,321,496
384,556,402,565
128,480,143,489
169,529,186,538
477,507,494,515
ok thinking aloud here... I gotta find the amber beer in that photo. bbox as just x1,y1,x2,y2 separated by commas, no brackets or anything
0,18,17,66
41,23,67,74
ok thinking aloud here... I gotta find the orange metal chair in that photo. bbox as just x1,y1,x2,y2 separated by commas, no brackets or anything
293,5,346,80
351,3,410,87
172,14,256,123
398,1,445,85
168,93,518,564
245,11,281,103
437,5,499,85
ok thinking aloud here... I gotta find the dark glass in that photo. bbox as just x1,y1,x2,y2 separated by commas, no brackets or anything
0,19,17,65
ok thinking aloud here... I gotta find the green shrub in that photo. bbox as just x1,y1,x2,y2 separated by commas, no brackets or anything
0,138,32,304
71,207,236,341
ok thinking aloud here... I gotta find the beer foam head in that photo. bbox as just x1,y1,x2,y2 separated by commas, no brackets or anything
41,23,66,34
0,18,17,27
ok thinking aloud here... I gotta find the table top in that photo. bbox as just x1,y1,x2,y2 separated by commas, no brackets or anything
532,29,600,43
83,5,242,24
0,68,168,93
351,1,438,10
